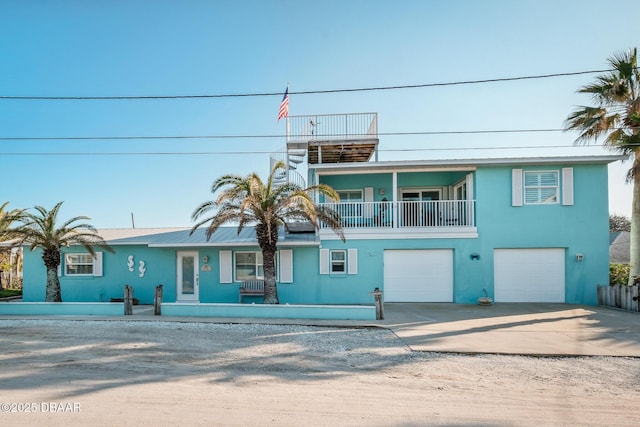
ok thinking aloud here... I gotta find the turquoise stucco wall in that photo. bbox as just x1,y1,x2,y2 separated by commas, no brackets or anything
22,162,611,306
471,164,610,305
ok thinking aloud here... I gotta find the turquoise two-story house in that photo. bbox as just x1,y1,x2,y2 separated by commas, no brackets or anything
22,113,623,306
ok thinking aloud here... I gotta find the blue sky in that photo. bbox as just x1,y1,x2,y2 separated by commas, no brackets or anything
0,0,638,228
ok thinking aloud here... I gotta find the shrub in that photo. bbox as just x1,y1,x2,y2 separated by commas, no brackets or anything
609,263,630,285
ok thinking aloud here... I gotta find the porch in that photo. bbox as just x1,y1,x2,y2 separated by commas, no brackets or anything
319,199,476,230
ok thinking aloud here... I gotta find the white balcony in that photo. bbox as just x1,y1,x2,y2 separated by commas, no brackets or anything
319,200,476,234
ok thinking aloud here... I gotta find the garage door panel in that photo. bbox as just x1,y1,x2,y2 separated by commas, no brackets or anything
494,249,565,303
384,250,453,302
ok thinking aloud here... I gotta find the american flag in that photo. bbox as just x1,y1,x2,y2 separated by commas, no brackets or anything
277,86,289,121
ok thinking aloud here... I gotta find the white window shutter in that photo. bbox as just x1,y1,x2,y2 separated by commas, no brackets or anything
279,249,293,283
57,254,62,277
347,248,358,275
93,252,103,277
319,249,329,275
562,167,574,206
219,250,233,283
512,169,523,207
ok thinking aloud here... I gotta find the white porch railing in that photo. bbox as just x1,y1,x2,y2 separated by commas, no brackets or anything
319,200,476,229
286,113,378,143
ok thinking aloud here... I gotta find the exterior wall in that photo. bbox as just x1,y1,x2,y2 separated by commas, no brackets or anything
22,246,179,304
314,162,610,305
21,162,611,307
473,164,609,305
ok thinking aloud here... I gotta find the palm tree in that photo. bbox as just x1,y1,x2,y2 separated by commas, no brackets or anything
12,201,113,302
191,161,345,304
0,201,24,242
564,47,640,284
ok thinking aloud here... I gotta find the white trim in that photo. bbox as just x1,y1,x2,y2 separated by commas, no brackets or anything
147,241,319,248
562,167,574,206
310,155,625,174
219,250,232,283
523,170,560,205
320,228,479,240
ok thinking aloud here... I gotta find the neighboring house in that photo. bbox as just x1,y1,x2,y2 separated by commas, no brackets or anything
610,231,630,264
22,113,625,306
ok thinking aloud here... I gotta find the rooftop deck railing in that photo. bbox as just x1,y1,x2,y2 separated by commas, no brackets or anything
319,200,476,230
286,113,378,144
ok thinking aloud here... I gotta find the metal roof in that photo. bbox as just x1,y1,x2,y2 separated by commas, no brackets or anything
103,226,319,248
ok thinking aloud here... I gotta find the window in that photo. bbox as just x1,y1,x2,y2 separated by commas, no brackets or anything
337,190,363,222
235,252,264,281
337,190,363,202
65,253,95,276
320,248,358,275
330,250,346,274
524,171,559,204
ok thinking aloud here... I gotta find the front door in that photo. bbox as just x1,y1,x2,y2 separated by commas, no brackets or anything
177,251,199,302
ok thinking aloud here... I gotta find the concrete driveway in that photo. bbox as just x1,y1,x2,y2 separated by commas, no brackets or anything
381,303,640,356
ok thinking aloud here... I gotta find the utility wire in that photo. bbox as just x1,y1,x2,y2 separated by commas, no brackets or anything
0,145,614,156
0,69,614,100
1,127,637,141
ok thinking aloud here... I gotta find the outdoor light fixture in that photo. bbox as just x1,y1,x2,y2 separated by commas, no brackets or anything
202,256,209,264
379,188,385,195
470,253,480,260
575,253,584,262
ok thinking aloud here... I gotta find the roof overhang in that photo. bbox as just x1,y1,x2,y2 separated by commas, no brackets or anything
311,154,628,175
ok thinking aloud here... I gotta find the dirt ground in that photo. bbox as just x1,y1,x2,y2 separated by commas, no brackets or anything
1,319,639,426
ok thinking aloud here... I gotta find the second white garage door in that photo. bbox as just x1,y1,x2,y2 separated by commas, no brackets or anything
494,248,565,302
383,249,453,302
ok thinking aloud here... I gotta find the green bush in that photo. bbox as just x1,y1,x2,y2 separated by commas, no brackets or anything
609,263,631,285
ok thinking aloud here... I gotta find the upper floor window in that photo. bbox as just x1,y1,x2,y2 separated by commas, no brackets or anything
65,253,95,276
524,171,559,204
337,190,363,202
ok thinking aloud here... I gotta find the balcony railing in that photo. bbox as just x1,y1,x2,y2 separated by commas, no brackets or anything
286,113,378,144
320,200,476,229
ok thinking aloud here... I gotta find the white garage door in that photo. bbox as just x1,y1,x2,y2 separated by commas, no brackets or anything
384,250,453,302
494,249,565,302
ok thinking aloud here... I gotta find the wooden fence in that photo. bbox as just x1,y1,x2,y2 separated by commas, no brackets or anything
597,284,639,312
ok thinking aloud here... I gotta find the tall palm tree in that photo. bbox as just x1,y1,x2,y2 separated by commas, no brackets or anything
12,201,113,302
191,161,345,304
565,47,640,284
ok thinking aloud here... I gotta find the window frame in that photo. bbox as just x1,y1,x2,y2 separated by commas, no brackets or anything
523,170,559,205
64,253,95,276
329,250,347,274
233,251,280,282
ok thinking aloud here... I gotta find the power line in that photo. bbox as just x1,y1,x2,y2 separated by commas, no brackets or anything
2,127,637,141
0,128,581,141
0,145,612,157
0,69,613,100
